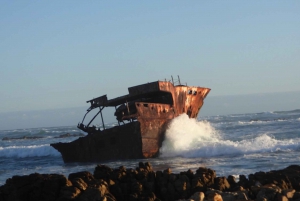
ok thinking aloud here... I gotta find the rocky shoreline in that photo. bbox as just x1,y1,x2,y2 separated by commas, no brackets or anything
0,163,299,201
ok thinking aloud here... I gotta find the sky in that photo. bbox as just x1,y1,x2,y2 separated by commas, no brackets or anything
1,1,300,130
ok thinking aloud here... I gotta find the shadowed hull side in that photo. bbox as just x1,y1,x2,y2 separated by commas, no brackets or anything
51,122,143,162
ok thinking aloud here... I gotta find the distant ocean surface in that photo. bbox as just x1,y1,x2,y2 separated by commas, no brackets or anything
0,109,300,186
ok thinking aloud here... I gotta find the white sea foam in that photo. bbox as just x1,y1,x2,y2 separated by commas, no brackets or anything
159,114,300,158
238,118,288,125
0,144,61,158
160,114,220,157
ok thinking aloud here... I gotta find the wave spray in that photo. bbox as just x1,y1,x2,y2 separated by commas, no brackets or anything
159,114,300,158
160,114,220,157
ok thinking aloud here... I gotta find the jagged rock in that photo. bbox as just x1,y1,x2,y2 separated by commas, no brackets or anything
236,191,250,200
206,192,223,201
57,186,81,200
70,177,88,191
255,184,281,201
94,165,114,181
0,173,69,201
184,191,205,201
191,167,216,194
195,167,216,186
247,165,300,192
212,177,230,191
227,175,237,190
293,191,300,200
76,186,108,201
238,175,249,189
220,192,235,201
275,194,289,201
138,161,149,170
174,174,191,199
68,171,95,185
282,189,295,198
282,165,300,190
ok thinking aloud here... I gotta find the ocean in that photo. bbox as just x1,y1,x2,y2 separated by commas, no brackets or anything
0,109,300,186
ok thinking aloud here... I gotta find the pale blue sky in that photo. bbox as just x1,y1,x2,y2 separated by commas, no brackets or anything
1,1,300,128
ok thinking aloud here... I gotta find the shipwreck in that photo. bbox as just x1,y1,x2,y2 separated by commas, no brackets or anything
51,77,210,162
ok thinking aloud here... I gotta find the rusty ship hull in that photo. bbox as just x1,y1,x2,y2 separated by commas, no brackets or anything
51,80,210,163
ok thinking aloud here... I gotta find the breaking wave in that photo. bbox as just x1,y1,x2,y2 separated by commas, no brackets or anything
0,144,61,158
159,114,300,158
273,109,300,114
238,118,288,125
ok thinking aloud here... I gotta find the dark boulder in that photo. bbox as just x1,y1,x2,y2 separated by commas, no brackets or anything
0,173,69,201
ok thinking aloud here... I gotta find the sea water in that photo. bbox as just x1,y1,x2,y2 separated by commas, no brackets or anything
0,109,300,185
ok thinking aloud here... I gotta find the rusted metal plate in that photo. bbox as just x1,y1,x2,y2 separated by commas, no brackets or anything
128,81,160,96
135,102,175,120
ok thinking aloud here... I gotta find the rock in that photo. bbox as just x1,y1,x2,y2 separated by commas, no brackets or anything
255,184,281,201
76,186,105,201
231,185,244,192
94,165,113,181
164,168,172,174
212,177,230,191
191,167,216,194
76,180,116,201
108,183,124,201
227,175,237,190
293,192,300,199
188,191,205,201
206,192,223,201
282,165,300,190
247,165,300,192
174,175,191,199
0,173,69,201
275,194,289,201
219,192,236,201
68,171,95,185
195,167,216,186
282,188,295,198
57,186,81,200
70,177,88,191
238,175,249,189
236,191,249,200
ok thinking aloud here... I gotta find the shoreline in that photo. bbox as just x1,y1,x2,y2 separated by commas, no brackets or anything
1,162,299,201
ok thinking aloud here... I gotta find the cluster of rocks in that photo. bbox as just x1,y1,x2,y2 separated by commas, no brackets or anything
0,163,300,201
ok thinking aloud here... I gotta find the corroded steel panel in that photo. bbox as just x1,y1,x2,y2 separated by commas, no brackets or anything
173,86,210,118
135,102,175,120
135,102,174,158
138,118,170,158
128,81,160,96
158,81,175,92
141,138,161,158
